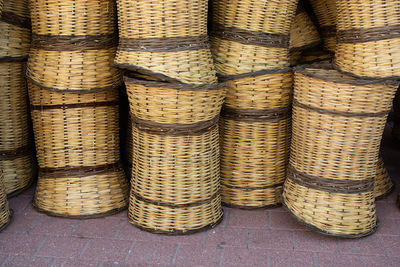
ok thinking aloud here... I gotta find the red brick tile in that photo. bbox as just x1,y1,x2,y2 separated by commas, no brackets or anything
222,247,268,266
269,210,309,231
30,216,79,237
0,233,45,256
115,221,159,242
293,231,337,253
102,261,131,267
7,196,31,214
248,229,292,250
227,209,268,229
316,253,363,267
160,231,203,245
2,255,54,267
204,227,247,248
80,239,132,262
0,254,9,264
269,250,314,267
36,236,88,258
337,234,385,256
72,217,122,239
175,245,222,267
20,184,36,197
376,217,400,235
376,201,400,219
381,235,400,257
361,255,400,267
53,259,101,267
2,212,41,234
126,241,176,265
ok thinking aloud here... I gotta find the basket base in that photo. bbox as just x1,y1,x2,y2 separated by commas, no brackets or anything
7,180,35,199
375,183,395,201
0,209,13,233
281,197,379,239
222,201,282,210
128,212,224,236
32,201,127,219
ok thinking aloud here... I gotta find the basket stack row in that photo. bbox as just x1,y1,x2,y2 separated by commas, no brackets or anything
0,0,35,197
26,0,129,218
115,0,225,234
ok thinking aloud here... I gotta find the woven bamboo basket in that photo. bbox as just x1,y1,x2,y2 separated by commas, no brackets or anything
393,89,400,143
115,0,217,85
282,64,399,238
335,0,400,79
289,7,320,66
26,0,121,92
210,0,298,75
219,69,293,208
0,0,31,60
308,0,336,52
0,0,3,16
124,77,226,234
374,157,394,199
0,61,35,196
28,82,129,218
0,171,12,232
299,47,333,65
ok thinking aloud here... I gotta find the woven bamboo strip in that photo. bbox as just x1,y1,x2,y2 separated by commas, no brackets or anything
0,172,12,232
308,0,336,52
374,157,394,199
282,64,398,237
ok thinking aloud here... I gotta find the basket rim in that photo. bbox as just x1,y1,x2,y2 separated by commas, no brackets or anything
217,67,292,81
295,63,400,86
0,209,13,233
222,202,282,210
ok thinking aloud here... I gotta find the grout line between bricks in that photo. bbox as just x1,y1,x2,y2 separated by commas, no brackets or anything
313,252,318,267
123,241,136,264
378,235,389,257
218,247,225,267
246,229,249,249
33,235,48,257
98,260,104,267
266,250,270,267
78,239,91,259
71,221,81,236
267,211,271,230
172,244,180,265
0,255,11,267
50,258,57,267
112,220,124,240
290,232,294,250
360,255,366,267
222,208,230,227
27,215,44,234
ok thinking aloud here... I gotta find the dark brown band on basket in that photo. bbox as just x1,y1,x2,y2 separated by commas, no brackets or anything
131,114,219,136
39,162,122,178
31,34,117,51
221,106,291,122
30,101,118,111
132,191,219,208
0,145,30,160
222,182,284,191
0,56,27,62
118,35,209,52
337,24,400,43
211,23,290,48
0,11,31,29
217,67,292,81
293,99,390,118
320,26,336,38
287,165,374,194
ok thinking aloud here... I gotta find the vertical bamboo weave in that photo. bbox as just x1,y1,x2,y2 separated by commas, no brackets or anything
282,64,398,238
335,0,400,79
374,157,394,199
0,171,12,232
308,0,336,52
115,0,217,85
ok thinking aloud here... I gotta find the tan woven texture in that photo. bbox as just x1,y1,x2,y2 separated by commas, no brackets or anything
374,157,394,199
0,61,35,196
0,172,11,232
0,0,3,15
125,78,226,234
0,0,31,60
308,0,336,52
282,64,398,237
211,0,298,75
219,70,293,208
27,0,121,92
335,0,400,79
299,48,333,65
28,82,129,217
115,0,217,85
289,11,320,52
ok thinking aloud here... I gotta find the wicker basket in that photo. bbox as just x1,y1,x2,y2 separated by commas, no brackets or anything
0,61,35,196
299,47,333,65
0,0,31,60
115,0,217,85
124,77,226,234
28,82,129,218
308,0,336,52
289,7,320,65
0,0,3,16
0,171,12,232
335,0,400,79
219,69,293,208
374,157,394,199
210,0,298,75
26,0,121,92
282,64,399,238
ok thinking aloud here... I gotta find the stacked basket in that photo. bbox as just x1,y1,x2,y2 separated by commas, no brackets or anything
116,0,226,234
211,0,298,208
27,0,129,218
0,171,12,232
0,0,35,197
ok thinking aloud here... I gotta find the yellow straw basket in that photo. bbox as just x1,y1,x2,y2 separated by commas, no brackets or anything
289,7,320,66
28,82,129,218
0,0,31,61
374,157,394,199
0,61,35,196
26,0,121,92
299,47,333,65
0,171,12,232
115,0,217,85
124,77,226,234
282,64,399,238
218,69,293,208
210,0,298,75
335,0,400,80
0,0,3,16
308,0,336,52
